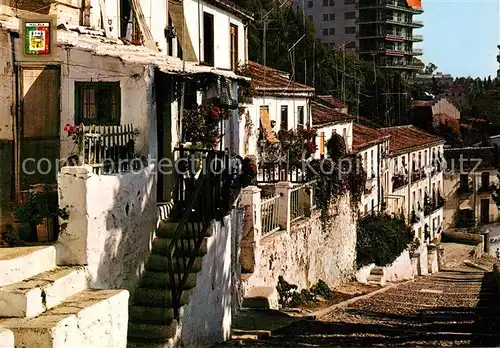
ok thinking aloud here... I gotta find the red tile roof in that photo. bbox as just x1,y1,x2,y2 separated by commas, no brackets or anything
311,101,354,127
317,95,347,109
352,124,391,152
380,125,444,154
247,61,315,96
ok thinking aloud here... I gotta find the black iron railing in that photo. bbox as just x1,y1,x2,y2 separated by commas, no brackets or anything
167,146,232,318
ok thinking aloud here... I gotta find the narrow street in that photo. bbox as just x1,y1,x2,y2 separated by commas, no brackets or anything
224,259,500,347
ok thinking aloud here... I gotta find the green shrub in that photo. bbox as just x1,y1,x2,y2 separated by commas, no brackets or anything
356,213,413,268
277,277,335,307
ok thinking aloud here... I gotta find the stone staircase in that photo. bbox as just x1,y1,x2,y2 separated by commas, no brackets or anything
366,266,388,287
0,245,128,347
127,220,211,347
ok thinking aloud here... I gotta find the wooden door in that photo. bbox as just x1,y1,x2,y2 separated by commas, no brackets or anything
19,66,60,191
481,198,490,224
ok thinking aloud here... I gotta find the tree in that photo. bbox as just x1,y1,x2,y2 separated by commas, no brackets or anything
424,62,438,75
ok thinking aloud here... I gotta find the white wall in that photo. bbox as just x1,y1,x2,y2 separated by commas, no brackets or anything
314,120,353,157
180,210,241,347
184,0,246,68
57,165,157,293
359,143,380,214
241,95,310,157
57,47,156,160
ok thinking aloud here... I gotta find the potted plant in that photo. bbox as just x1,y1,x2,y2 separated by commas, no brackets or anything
11,190,50,242
10,185,65,242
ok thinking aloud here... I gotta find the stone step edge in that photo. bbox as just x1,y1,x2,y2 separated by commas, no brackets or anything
0,289,129,347
0,266,89,318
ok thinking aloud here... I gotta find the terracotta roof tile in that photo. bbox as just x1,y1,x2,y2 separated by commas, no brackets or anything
352,124,391,152
247,61,315,95
380,125,444,154
317,95,347,109
311,101,354,127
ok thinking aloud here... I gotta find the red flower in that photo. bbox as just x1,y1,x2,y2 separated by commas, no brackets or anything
249,162,257,174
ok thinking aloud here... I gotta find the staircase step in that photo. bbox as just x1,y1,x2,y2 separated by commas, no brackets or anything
0,289,129,348
0,327,14,348
145,255,203,273
133,288,192,308
0,266,88,318
129,306,177,325
0,246,56,287
140,271,197,290
371,266,385,276
128,321,178,342
152,238,208,257
156,221,213,239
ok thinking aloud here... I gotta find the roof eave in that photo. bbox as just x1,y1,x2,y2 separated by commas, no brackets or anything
389,139,446,156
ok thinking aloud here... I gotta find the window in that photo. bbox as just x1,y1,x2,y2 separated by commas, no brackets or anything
345,26,355,34
308,15,313,21
323,28,328,36
482,172,490,188
307,1,313,7
371,199,375,213
329,28,335,35
75,82,120,125
329,0,335,5
297,106,304,125
364,204,368,214
344,12,355,19
203,12,214,66
323,14,328,21
230,24,238,71
343,128,347,143
323,0,328,6
344,0,355,3
330,42,336,48
329,13,335,20
460,174,468,189
280,106,288,129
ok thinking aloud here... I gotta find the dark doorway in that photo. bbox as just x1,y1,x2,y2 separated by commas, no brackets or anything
203,12,214,66
481,198,490,224
156,72,174,203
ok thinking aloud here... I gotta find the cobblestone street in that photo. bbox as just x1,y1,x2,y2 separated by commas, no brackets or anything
222,258,500,347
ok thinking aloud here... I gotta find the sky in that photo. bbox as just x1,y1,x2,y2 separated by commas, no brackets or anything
418,0,500,78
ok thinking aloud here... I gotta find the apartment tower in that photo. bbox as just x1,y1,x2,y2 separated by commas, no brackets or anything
296,0,424,74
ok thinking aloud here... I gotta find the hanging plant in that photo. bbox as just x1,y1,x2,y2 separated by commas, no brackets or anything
183,98,230,149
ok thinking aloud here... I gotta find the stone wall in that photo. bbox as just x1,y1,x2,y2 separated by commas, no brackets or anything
180,209,243,348
244,193,357,292
57,165,156,293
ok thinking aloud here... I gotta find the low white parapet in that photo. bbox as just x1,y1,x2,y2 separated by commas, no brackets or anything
57,165,157,291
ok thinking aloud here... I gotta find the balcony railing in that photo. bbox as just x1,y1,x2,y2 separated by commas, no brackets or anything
392,173,408,190
357,1,424,13
458,183,473,195
261,194,280,235
411,168,426,183
411,34,424,41
76,124,139,174
290,184,308,222
478,183,496,193
258,161,305,183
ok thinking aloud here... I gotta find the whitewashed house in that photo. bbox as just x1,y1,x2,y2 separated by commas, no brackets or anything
311,99,354,156
352,124,391,216
0,1,254,347
240,61,315,159
381,126,446,242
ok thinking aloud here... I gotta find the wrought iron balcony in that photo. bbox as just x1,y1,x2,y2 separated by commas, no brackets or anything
392,173,408,190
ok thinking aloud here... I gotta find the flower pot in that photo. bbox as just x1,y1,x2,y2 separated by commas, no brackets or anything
37,219,49,242
14,222,37,242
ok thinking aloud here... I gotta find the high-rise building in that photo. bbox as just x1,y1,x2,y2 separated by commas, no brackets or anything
295,0,424,74
497,44,500,79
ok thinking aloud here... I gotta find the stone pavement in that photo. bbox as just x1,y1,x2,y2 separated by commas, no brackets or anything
218,258,500,347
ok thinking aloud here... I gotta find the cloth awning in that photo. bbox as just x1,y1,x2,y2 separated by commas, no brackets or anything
406,0,422,8
259,108,279,144
168,0,197,62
